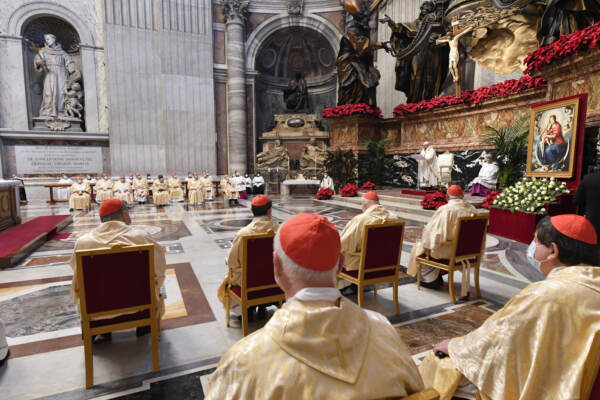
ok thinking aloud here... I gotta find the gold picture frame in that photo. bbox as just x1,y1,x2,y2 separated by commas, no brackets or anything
526,97,580,178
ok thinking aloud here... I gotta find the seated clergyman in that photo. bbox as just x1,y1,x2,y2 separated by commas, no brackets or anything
407,185,477,293
206,214,424,399
217,195,278,315
469,153,498,197
420,214,600,400
69,198,166,341
69,176,91,211
168,172,184,202
341,191,400,272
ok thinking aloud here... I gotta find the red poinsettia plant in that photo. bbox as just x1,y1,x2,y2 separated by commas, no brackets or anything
316,187,334,200
393,76,547,115
525,20,600,74
482,190,502,210
340,183,359,197
322,103,383,119
360,181,377,191
420,191,448,210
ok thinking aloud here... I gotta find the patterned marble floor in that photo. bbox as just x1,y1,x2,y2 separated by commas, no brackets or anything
0,196,543,399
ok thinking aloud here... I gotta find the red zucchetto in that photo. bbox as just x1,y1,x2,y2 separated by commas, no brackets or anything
279,214,341,271
447,185,464,197
363,191,379,201
551,214,598,245
251,195,270,207
99,198,123,217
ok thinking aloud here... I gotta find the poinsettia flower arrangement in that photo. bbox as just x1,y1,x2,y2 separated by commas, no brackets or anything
393,76,547,115
360,181,377,191
482,190,502,210
524,20,600,74
340,183,359,197
421,191,448,210
316,187,334,200
492,177,570,215
322,103,383,119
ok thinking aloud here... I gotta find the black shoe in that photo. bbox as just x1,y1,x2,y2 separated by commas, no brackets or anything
136,325,151,337
256,305,268,319
0,350,9,367
421,274,443,290
69,208,74,212
92,333,112,343
341,284,358,296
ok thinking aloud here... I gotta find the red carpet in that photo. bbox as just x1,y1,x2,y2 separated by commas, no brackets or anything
400,189,434,196
0,215,71,258
49,232,72,241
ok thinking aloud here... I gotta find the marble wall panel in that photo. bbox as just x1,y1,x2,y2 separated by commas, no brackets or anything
213,30,226,64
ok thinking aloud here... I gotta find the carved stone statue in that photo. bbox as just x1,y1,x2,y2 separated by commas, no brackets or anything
257,139,289,169
436,26,473,97
336,0,389,106
283,72,309,112
538,0,600,45
300,138,327,170
34,34,82,119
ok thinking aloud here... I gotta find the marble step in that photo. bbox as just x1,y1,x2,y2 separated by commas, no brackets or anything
323,197,433,223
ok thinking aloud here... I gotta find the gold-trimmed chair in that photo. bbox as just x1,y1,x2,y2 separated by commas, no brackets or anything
225,232,285,336
338,221,405,315
416,215,489,304
403,388,440,400
75,244,160,388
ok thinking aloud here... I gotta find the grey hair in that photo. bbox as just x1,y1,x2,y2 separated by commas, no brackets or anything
100,201,128,222
448,194,463,200
361,198,379,208
273,229,339,284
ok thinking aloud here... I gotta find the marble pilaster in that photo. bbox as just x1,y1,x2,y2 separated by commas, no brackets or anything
224,0,249,174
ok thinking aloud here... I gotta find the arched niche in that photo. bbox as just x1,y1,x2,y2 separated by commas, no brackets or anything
253,26,337,152
21,16,84,128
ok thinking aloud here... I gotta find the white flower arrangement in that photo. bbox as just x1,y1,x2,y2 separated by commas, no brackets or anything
492,177,570,215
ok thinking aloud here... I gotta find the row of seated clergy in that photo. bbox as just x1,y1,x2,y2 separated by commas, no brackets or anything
207,211,600,399
218,195,279,314
407,185,478,296
69,199,167,338
207,214,426,399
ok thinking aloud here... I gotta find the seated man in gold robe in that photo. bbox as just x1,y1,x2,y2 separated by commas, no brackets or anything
206,213,424,399
407,185,477,294
167,172,184,202
217,195,278,316
340,190,400,271
69,198,166,341
113,174,133,205
69,176,91,211
201,171,214,201
132,172,148,204
152,174,170,206
95,173,113,204
420,214,600,400
187,172,204,205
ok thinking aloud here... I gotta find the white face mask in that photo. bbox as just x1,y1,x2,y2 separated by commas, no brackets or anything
527,240,550,272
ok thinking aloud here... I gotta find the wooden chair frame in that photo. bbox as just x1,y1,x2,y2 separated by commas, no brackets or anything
416,215,489,304
76,244,160,388
224,232,285,336
337,221,405,315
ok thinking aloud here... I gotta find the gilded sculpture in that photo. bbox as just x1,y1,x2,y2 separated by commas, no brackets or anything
300,138,328,171
256,140,290,169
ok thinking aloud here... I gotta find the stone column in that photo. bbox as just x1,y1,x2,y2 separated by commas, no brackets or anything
224,0,249,174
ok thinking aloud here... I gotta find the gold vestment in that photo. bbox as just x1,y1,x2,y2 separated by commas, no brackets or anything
407,199,478,277
132,177,148,200
206,297,424,399
69,220,167,319
167,177,184,200
217,217,279,307
69,182,91,210
201,177,213,199
112,181,133,203
187,178,204,204
95,178,113,203
152,181,170,205
420,266,600,400
340,205,400,271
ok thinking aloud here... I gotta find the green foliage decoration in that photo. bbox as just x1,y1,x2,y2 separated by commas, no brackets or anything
483,118,529,188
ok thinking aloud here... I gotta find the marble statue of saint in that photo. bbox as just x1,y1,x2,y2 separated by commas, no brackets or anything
300,138,327,170
257,140,289,169
33,34,78,118
419,142,440,188
283,72,309,113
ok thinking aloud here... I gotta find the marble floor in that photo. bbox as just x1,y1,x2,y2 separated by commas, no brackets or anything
0,196,542,399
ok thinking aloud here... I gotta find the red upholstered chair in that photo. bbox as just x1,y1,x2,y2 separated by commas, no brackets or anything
225,232,285,336
337,221,405,315
416,215,489,304
75,244,160,388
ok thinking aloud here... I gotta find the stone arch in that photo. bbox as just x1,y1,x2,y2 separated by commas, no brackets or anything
245,14,342,72
7,1,95,46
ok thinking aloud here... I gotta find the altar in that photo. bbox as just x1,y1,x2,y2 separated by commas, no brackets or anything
280,179,321,199
0,180,22,232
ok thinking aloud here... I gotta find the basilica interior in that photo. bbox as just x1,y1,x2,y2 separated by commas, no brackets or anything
1,0,600,399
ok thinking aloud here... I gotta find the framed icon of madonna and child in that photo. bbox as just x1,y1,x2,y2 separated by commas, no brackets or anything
527,96,581,178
